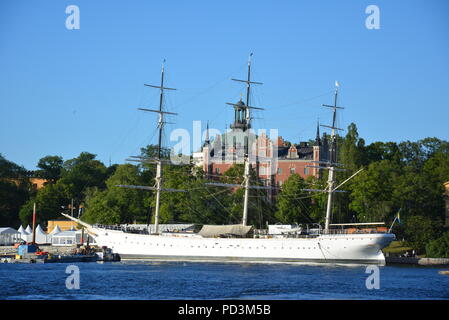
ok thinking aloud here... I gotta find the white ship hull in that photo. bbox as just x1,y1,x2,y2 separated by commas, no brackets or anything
91,227,395,265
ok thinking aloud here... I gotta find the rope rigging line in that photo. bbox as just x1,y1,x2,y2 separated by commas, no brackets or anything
204,187,234,217
175,61,248,109
183,189,233,224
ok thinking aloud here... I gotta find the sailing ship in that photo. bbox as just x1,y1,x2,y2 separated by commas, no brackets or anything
63,55,396,265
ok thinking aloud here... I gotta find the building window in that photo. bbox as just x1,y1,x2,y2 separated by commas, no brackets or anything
290,167,295,174
215,168,220,174
304,167,309,175
277,168,282,175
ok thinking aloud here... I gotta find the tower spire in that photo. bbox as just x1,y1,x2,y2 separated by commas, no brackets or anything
315,120,321,146
204,121,210,146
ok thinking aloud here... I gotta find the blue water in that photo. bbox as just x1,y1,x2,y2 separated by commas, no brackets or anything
0,261,448,300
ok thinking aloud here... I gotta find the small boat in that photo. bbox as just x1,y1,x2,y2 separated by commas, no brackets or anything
44,253,98,263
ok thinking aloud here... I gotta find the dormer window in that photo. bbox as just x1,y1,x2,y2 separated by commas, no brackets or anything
288,145,298,159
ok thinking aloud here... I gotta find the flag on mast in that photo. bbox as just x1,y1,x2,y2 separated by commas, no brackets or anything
335,81,340,88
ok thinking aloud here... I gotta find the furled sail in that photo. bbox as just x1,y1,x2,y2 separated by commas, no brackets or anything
199,224,252,238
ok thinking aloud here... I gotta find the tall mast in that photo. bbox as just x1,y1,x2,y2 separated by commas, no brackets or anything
153,60,166,234
230,53,263,226
207,54,269,226
305,81,345,233
131,60,177,234
324,86,338,232
117,61,188,234
322,82,344,232
157,61,165,159
242,53,253,227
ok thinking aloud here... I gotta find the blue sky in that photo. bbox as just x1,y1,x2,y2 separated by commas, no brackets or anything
1,0,448,170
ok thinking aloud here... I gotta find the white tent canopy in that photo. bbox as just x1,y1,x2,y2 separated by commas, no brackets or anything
34,224,50,244
25,225,32,234
18,225,31,242
0,227,21,245
50,225,62,235
46,225,61,243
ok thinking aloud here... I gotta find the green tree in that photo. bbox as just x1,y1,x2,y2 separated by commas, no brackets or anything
155,164,196,223
338,123,365,170
403,215,441,254
59,152,108,201
140,145,171,160
18,181,71,225
35,155,63,182
0,180,30,227
426,231,449,258
0,153,30,179
306,176,328,224
392,166,444,221
0,154,31,226
219,163,273,226
178,174,233,225
82,164,149,224
364,141,401,165
349,160,400,222
275,174,311,224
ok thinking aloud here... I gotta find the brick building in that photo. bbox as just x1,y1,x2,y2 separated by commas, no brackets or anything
198,98,333,187
5,177,48,191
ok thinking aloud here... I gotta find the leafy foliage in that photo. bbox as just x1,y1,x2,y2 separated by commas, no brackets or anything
403,215,442,254
275,174,311,224
0,154,31,226
35,155,63,182
19,181,71,225
82,164,148,224
0,127,447,259
426,231,449,258
59,152,108,201
349,160,400,222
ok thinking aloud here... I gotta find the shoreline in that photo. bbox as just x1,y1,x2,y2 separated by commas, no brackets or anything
385,256,449,266
2,246,449,266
